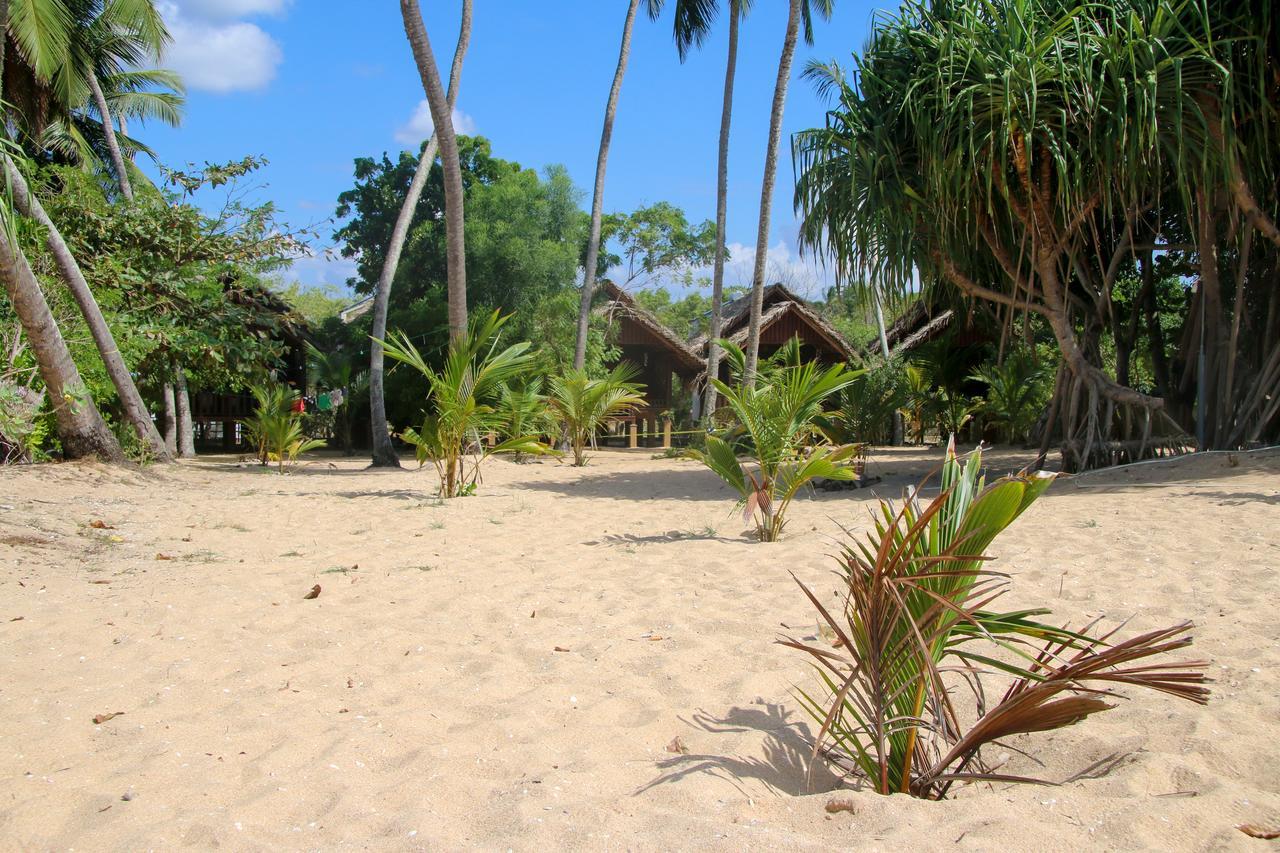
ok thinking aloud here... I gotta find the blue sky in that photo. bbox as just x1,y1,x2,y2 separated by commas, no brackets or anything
144,1,889,299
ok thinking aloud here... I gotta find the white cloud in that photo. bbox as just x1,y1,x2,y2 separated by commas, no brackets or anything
288,251,359,290
394,100,477,145
158,1,285,93
716,240,832,299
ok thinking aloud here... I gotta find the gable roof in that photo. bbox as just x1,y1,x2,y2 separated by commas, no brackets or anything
873,300,955,356
597,280,705,372
690,282,856,362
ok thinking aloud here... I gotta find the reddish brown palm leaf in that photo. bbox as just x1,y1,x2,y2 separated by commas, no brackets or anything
920,622,1209,790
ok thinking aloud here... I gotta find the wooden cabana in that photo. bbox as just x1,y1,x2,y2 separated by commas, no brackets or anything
691,283,857,383
598,280,704,437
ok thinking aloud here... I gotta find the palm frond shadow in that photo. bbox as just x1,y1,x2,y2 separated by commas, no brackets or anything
587,530,740,546
635,704,842,797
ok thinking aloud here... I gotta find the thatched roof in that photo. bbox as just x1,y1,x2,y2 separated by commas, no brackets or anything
598,280,705,372
689,282,856,362
874,300,955,356
339,295,374,324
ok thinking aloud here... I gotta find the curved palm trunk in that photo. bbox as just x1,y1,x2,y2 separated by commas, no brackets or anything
0,226,124,461
400,0,468,341
703,1,741,416
743,0,801,386
87,72,134,202
573,0,643,370
370,0,472,468
3,157,170,460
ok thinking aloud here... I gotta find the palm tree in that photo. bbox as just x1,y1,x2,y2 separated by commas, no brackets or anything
400,0,468,341
0,0,125,462
370,0,472,468
547,364,646,466
6,0,174,197
0,0,177,460
742,0,832,384
656,0,753,417
0,204,124,461
3,157,170,458
571,0,657,370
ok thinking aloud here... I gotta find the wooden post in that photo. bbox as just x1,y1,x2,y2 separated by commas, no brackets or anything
628,421,638,449
662,419,672,449
486,430,495,447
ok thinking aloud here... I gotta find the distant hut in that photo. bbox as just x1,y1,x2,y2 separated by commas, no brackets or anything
191,281,311,451
691,283,857,383
597,280,705,430
876,300,956,357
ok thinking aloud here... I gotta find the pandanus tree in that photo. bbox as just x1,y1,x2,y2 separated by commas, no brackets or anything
741,0,832,384
369,0,472,468
795,0,1280,468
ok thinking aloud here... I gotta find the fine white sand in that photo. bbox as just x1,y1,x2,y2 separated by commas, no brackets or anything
1,446,1277,849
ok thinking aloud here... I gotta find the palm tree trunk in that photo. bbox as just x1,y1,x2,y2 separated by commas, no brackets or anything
400,0,468,341
87,72,134,203
704,1,741,416
174,367,195,458
0,226,124,461
573,0,643,370
370,0,472,468
3,156,170,460
162,380,177,454
743,0,802,385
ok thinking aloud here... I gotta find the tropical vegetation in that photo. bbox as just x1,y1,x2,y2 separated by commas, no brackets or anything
691,355,861,541
785,443,1209,796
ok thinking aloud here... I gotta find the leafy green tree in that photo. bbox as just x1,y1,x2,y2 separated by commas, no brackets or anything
598,202,715,288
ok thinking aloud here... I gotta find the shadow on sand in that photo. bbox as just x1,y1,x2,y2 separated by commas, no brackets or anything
636,703,842,798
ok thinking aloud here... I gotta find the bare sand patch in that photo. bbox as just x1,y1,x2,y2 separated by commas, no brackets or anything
1,447,1277,849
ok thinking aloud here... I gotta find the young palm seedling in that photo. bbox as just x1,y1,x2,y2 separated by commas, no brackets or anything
379,310,551,497
547,364,646,466
690,357,863,541
243,382,325,473
783,442,1209,797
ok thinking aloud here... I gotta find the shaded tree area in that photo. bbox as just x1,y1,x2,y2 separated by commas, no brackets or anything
795,0,1280,470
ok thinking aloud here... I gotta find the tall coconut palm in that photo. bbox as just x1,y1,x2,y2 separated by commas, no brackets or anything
0,0,176,459
3,157,170,458
400,0,469,341
370,0,472,468
572,0,665,370
660,0,753,415
0,205,124,461
6,0,173,197
0,0,125,462
742,0,832,384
